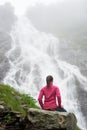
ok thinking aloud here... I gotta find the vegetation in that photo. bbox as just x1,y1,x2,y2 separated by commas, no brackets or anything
76,126,81,130
0,84,39,115
4,113,12,123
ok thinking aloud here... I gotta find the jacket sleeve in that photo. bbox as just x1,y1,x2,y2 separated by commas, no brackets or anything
56,87,61,107
38,88,44,109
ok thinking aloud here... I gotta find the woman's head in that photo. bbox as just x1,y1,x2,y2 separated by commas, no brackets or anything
46,75,53,86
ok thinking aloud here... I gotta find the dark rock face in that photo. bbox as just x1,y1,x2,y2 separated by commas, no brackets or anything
0,32,11,82
58,40,87,77
0,106,25,130
27,108,77,130
0,2,17,33
58,40,87,124
0,3,17,82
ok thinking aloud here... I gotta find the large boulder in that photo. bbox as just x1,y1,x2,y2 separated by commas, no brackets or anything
27,108,77,130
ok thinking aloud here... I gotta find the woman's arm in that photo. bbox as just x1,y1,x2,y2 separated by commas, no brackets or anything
56,87,62,107
38,89,44,109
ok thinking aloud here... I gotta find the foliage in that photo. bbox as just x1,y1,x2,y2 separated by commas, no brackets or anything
0,84,39,115
4,114,12,123
76,126,81,130
20,93,39,109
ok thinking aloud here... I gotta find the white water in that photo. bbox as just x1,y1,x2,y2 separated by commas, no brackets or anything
3,16,87,130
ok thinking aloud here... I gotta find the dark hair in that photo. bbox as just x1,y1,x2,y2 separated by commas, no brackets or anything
46,75,53,86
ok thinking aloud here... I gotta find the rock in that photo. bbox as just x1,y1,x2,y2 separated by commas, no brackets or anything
0,101,5,105
27,108,77,130
14,96,22,100
0,107,24,130
0,107,77,130
0,105,4,109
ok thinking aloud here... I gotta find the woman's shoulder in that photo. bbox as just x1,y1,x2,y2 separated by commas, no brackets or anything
40,86,47,91
53,85,59,90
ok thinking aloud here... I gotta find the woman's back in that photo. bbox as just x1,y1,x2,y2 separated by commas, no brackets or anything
40,84,60,109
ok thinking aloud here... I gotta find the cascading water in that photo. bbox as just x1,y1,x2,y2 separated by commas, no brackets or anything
3,16,87,130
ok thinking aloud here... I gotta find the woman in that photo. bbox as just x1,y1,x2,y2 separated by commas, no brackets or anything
38,75,66,112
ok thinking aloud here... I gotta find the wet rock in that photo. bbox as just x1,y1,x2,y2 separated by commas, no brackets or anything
27,108,77,130
0,107,23,130
0,101,4,105
0,105,4,109
0,107,77,130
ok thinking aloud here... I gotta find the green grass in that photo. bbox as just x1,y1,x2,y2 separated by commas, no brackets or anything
0,84,39,115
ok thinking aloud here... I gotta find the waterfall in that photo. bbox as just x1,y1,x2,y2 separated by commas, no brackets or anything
3,16,87,130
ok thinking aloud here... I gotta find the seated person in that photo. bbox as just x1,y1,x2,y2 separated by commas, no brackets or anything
38,75,66,112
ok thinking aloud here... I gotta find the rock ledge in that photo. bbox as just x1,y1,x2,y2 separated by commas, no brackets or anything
27,108,77,130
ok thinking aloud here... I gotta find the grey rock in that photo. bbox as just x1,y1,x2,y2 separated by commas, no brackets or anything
0,105,4,109
0,101,4,105
27,108,77,130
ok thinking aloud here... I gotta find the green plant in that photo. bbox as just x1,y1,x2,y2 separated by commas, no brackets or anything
0,84,39,115
4,114,12,123
21,94,39,108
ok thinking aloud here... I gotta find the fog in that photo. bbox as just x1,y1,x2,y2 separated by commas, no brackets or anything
26,0,87,39
0,2,16,32
0,0,63,15
0,0,87,34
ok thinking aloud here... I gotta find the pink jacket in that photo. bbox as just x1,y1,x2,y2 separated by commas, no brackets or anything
38,83,61,109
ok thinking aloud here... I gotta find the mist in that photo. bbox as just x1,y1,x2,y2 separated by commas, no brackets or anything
26,0,87,39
